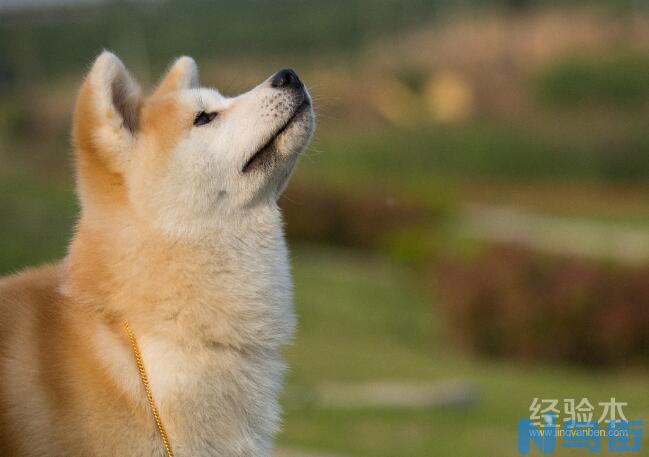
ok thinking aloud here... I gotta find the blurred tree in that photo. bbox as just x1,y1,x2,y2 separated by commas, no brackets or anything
505,0,531,11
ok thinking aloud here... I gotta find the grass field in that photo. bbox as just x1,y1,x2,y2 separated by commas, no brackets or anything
281,246,649,456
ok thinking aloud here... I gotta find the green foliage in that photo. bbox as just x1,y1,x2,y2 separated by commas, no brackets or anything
281,177,450,253
536,53,649,110
0,97,31,138
379,226,442,266
395,65,429,93
0,174,77,275
309,122,649,184
0,0,635,86
0,0,439,84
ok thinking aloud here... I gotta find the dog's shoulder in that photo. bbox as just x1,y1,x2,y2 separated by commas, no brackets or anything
0,263,68,456
0,263,64,337
0,262,63,305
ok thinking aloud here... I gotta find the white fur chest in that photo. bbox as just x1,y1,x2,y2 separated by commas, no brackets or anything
94,210,296,456
97,327,289,456
147,336,288,457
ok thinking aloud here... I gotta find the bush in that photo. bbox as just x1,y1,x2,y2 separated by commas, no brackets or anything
280,179,446,251
436,244,649,366
535,54,649,110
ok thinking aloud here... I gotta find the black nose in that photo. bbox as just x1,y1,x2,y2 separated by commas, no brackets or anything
271,68,303,90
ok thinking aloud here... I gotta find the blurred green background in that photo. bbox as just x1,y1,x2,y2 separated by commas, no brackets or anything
1,0,649,455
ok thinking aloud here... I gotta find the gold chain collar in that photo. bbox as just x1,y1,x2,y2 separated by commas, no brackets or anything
123,321,175,457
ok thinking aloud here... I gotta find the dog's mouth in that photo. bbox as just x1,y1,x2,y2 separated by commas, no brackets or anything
242,99,311,173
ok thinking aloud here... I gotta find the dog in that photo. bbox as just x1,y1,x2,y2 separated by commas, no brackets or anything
0,52,314,456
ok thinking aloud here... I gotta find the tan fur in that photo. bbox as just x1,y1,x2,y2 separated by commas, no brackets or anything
0,265,152,456
0,52,314,456
73,77,130,209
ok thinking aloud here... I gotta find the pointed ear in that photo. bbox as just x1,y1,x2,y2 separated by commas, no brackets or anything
73,51,141,170
152,56,199,98
73,52,142,207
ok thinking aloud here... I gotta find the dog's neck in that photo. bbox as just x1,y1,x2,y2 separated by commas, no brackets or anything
64,202,295,350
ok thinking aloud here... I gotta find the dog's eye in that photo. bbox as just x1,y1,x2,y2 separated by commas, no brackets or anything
194,111,217,126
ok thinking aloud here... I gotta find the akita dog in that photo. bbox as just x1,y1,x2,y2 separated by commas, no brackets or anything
0,52,314,456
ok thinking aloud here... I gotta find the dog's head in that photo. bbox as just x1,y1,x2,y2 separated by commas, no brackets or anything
73,52,314,237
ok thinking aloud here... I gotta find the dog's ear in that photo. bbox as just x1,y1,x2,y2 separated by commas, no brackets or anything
73,51,141,172
152,56,199,98
73,52,141,208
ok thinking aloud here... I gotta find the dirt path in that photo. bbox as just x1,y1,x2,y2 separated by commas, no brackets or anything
458,204,649,264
